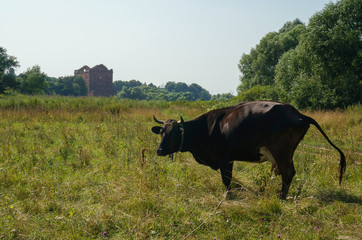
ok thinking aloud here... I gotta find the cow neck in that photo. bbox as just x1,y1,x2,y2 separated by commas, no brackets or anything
179,117,204,153
178,123,184,152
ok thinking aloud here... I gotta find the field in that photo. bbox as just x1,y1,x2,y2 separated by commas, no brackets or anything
0,96,361,239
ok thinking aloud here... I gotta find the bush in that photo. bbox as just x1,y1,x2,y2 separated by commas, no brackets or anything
236,85,279,102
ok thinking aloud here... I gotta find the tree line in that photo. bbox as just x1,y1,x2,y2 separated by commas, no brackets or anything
237,0,361,109
0,54,89,96
0,46,233,101
114,80,233,101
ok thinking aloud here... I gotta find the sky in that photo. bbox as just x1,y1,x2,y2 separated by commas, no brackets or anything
1,0,335,94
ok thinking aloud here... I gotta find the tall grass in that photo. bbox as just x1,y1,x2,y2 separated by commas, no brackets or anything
0,96,361,239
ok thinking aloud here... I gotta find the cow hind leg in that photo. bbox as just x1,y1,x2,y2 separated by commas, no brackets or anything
274,125,307,199
279,161,296,199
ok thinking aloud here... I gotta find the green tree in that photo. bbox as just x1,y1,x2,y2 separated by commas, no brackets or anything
17,65,47,95
73,76,88,96
52,76,88,96
0,46,19,93
238,19,305,92
275,0,361,109
211,93,234,101
236,85,279,102
116,80,212,101
113,80,142,92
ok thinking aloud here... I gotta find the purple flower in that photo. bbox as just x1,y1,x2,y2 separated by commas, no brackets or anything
102,232,107,236
277,234,281,238
260,235,264,239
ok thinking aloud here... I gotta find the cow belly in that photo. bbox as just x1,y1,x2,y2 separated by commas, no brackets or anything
231,145,275,163
258,146,276,165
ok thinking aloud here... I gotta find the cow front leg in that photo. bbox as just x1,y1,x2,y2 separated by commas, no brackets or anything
220,161,234,191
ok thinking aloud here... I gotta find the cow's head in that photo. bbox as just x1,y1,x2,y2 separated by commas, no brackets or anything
151,115,184,156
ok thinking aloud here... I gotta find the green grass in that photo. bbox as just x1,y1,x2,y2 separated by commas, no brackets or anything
0,96,361,239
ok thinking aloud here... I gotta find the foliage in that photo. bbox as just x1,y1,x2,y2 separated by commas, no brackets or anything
235,85,279,102
0,96,361,239
113,79,143,92
239,0,362,109
211,93,234,101
0,48,88,96
0,46,19,93
16,65,48,95
114,80,212,101
275,0,362,109
238,19,305,92
46,76,88,96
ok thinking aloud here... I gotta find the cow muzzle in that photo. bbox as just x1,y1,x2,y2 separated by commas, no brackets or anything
156,149,168,156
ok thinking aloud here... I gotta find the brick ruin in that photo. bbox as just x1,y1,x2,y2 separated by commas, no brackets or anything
74,64,116,97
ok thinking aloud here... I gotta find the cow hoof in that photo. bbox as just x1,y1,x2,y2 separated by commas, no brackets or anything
279,193,287,200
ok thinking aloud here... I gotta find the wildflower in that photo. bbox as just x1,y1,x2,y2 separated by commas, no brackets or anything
277,234,281,238
260,235,264,238
102,232,107,236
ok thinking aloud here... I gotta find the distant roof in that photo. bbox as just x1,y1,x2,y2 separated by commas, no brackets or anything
75,65,90,72
91,64,109,71
75,64,112,72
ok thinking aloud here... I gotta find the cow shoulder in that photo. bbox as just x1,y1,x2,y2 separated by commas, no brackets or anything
206,110,226,136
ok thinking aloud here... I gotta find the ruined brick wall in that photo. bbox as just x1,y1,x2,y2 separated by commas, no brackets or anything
74,65,90,88
75,64,116,97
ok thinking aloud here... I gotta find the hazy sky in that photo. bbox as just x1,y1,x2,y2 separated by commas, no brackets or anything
1,0,334,94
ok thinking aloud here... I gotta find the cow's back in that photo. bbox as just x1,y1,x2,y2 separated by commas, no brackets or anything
219,101,285,134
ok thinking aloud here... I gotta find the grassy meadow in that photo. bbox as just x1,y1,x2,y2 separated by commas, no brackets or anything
0,96,361,239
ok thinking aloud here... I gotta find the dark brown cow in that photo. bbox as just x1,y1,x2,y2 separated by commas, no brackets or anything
151,101,346,199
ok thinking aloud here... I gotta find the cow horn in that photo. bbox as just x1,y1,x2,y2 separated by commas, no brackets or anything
153,115,164,124
177,116,184,124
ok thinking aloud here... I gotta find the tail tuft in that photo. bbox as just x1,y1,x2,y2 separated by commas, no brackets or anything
338,152,346,185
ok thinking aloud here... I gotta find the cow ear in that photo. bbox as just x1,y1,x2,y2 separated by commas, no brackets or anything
180,116,184,123
151,126,162,134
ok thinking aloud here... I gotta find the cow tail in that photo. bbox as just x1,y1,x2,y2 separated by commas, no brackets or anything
303,115,346,185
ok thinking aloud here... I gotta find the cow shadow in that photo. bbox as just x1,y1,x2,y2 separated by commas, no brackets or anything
226,182,257,200
225,186,362,204
315,189,362,204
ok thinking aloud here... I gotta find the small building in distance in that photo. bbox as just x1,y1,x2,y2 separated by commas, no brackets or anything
74,64,116,97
